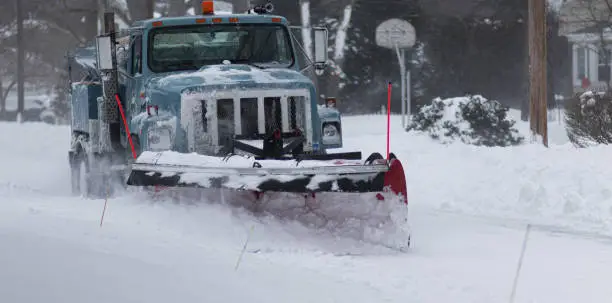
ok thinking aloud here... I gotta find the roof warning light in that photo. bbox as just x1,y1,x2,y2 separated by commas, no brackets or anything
201,1,214,15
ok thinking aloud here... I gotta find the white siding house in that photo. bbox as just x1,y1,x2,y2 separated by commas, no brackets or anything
559,0,612,93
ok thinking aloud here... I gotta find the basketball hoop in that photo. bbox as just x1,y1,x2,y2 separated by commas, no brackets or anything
375,19,416,129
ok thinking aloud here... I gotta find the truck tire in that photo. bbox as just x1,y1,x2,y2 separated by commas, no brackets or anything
70,146,93,197
70,147,106,199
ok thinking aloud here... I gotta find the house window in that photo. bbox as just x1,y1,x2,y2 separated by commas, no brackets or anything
598,48,611,82
577,46,589,81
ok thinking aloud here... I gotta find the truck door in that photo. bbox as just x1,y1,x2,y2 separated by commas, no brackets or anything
122,34,143,147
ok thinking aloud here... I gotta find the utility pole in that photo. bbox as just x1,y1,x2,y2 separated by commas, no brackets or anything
16,0,25,122
528,0,548,147
97,0,109,35
146,0,155,19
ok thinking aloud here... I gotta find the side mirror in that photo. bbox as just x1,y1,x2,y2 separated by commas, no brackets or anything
96,35,114,70
313,27,328,70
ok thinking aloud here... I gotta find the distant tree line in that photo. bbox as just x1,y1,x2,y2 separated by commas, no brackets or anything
0,0,571,122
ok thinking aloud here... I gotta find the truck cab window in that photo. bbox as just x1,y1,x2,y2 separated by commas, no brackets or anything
131,35,143,75
148,24,294,73
116,37,131,72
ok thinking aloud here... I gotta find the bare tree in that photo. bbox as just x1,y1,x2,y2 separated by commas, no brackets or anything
166,0,187,16
0,0,155,119
321,0,354,99
0,48,56,114
560,0,612,92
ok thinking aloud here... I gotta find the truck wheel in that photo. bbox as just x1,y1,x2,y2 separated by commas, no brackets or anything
69,130,125,199
70,149,92,198
70,148,108,199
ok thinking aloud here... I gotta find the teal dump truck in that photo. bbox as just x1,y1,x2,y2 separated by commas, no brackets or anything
66,1,407,216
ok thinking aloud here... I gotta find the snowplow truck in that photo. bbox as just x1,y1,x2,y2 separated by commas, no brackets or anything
67,2,407,210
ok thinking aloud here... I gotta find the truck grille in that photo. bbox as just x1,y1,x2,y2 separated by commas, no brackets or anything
182,89,311,155
213,95,307,141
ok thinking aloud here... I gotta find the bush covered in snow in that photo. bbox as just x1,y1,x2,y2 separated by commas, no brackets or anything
406,95,524,147
565,91,612,147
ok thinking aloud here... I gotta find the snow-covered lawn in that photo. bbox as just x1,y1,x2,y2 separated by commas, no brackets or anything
1,107,612,303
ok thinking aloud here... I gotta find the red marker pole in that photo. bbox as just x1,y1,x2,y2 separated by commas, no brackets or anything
100,94,138,227
386,82,392,161
114,94,137,160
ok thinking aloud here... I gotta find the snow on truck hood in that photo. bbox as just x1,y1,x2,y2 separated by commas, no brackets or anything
147,64,313,94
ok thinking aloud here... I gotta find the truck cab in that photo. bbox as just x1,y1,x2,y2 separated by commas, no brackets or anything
98,3,344,157
68,2,348,196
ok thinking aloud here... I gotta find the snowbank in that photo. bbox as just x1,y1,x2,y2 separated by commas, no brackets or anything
2,104,606,239
341,112,612,236
1,104,609,235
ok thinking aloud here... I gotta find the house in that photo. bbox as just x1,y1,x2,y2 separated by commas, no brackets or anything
559,0,612,93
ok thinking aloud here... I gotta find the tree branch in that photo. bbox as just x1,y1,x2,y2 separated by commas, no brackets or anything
40,16,86,44
60,0,96,13
1,78,16,109
604,0,612,18
112,6,132,25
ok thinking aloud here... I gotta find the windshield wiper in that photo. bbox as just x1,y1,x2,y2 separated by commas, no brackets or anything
162,61,198,72
232,59,266,69
248,62,266,69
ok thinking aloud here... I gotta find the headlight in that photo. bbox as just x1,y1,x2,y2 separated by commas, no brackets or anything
148,127,173,151
322,123,341,145
323,124,337,137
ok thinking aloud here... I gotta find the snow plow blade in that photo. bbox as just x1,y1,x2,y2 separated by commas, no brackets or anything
126,151,407,199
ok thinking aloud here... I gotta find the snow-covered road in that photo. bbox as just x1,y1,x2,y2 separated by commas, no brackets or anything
2,112,612,303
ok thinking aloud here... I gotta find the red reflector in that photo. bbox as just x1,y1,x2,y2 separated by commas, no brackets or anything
146,105,159,116
152,21,163,27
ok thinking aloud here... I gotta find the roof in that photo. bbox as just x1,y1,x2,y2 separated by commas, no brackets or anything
131,13,289,29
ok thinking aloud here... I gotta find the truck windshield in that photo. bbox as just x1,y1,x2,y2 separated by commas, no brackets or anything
148,24,294,72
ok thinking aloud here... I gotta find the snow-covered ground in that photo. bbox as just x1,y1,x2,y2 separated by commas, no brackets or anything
2,106,612,303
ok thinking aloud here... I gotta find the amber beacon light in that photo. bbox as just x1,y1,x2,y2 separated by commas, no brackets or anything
201,1,214,15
